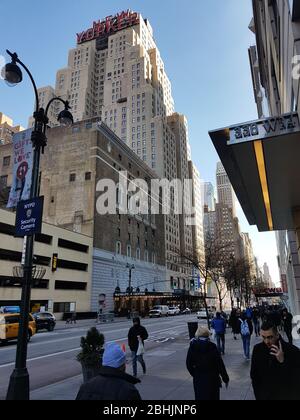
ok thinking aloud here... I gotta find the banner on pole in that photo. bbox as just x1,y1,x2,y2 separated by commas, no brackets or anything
7,128,33,208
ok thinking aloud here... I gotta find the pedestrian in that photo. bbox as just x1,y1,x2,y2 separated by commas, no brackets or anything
239,312,253,360
71,311,77,324
128,317,148,377
76,342,141,400
186,326,229,401
246,306,253,320
251,321,300,400
281,308,293,345
252,306,261,337
211,312,227,355
229,308,240,340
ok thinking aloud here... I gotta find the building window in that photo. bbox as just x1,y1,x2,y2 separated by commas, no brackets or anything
85,172,91,181
69,173,76,182
0,175,8,187
136,248,140,260
144,250,149,262
127,245,131,258
3,156,10,167
152,253,156,264
116,241,122,255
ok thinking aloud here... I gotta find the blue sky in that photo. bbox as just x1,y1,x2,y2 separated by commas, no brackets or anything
0,0,280,283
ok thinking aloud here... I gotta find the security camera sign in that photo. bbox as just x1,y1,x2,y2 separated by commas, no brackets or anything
15,196,44,237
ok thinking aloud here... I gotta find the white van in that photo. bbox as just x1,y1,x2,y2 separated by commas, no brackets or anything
149,305,169,318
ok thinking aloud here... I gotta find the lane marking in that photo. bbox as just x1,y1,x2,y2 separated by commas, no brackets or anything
0,324,188,368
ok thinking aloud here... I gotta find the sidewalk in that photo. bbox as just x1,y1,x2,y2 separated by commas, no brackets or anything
31,330,280,400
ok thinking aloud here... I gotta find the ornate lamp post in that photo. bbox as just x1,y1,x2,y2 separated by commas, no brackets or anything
126,263,135,318
2,50,73,400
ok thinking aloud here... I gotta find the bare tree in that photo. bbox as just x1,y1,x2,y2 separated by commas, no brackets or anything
170,235,232,328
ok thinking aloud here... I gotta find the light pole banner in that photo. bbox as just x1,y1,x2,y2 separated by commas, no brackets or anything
7,128,33,208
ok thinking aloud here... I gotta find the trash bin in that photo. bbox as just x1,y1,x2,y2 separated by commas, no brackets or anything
187,322,198,340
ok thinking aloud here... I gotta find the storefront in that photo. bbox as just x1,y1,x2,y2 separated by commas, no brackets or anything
114,290,206,316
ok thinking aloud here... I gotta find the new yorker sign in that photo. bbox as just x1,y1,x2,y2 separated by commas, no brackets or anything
228,112,300,145
77,10,139,45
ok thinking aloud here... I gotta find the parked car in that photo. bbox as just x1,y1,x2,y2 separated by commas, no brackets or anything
149,305,169,318
197,309,212,319
0,313,36,344
181,307,192,315
32,312,56,332
168,306,180,316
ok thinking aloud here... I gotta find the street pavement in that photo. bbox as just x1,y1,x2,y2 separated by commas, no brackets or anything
31,322,297,401
1,316,299,401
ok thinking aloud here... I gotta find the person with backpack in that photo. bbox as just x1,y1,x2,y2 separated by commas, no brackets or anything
239,312,253,360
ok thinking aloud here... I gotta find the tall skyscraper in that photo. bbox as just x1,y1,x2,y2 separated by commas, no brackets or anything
263,262,273,288
28,10,197,287
202,182,215,212
216,162,236,217
188,161,205,265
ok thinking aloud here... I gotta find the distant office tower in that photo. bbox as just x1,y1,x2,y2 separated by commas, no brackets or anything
0,112,24,145
202,182,215,212
263,262,273,288
188,161,205,265
216,162,236,217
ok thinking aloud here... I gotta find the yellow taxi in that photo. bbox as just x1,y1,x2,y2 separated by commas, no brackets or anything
0,313,36,344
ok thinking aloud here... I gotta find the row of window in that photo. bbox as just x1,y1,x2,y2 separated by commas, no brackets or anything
115,241,156,263
69,172,91,182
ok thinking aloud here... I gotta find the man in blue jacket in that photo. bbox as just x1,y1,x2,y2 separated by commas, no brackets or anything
211,312,227,355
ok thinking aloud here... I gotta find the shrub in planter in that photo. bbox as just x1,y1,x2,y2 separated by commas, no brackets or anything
76,327,105,383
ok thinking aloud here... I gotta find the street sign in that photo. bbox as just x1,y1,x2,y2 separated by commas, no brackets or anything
15,196,44,237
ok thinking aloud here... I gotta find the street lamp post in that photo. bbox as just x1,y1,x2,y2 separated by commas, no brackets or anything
2,50,73,400
126,263,135,318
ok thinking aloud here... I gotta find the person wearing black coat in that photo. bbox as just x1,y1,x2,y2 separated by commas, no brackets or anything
128,317,149,377
251,322,300,400
186,326,229,401
229,309,241,340
76,342,141,400
282,309,293,345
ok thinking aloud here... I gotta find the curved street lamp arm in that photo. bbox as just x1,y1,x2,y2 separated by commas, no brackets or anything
6,50,39,115
44,97,69,119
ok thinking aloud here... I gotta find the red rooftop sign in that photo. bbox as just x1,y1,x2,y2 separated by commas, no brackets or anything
77,10,139,45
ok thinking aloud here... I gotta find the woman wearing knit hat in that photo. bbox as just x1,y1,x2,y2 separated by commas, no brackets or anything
76,343,141,400
186,326,230,400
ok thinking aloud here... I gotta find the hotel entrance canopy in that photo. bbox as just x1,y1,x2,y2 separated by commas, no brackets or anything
209,112,300,232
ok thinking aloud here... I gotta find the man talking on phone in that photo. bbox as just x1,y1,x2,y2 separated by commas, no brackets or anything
250,321,300,400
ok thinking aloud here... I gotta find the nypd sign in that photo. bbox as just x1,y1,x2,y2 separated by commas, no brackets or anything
15,196,44,237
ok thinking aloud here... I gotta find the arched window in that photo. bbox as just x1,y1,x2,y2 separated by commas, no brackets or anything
127,245,131,258
136,248,141,260
152,252,156,264
116,241,122,255
144,250,149,262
